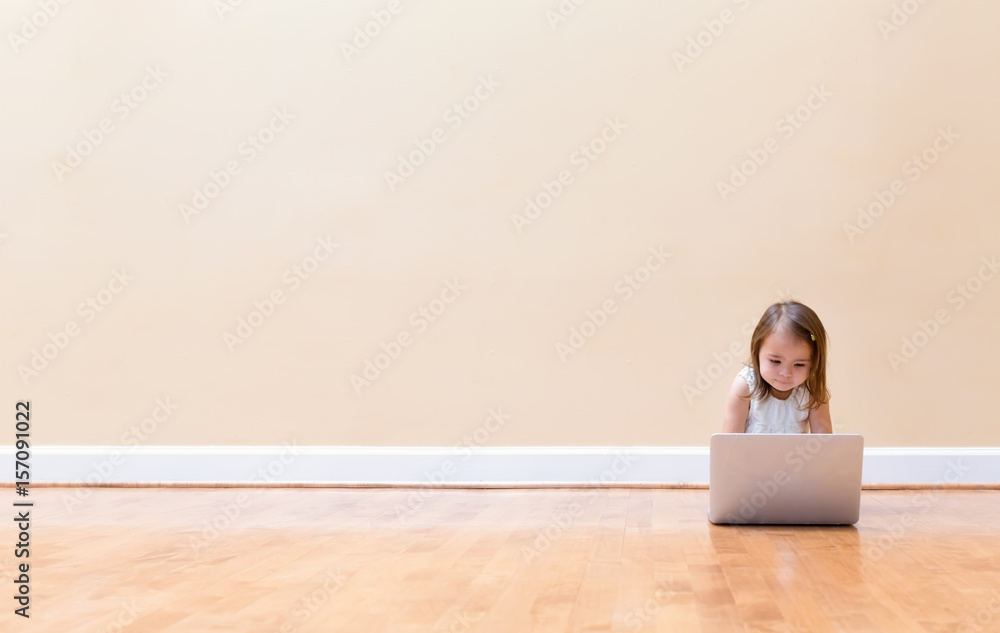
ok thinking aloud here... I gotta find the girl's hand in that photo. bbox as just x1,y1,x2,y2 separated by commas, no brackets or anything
808,401,833,433
721,375,751,433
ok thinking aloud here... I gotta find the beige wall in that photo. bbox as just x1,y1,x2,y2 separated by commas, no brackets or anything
2,0,998,448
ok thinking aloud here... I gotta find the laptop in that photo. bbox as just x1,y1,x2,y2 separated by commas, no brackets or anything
708,433,864,525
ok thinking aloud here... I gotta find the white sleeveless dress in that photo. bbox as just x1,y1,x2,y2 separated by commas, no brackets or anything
738,365,810,434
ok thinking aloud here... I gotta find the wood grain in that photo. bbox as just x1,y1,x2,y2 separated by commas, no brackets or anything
8,488,1000,632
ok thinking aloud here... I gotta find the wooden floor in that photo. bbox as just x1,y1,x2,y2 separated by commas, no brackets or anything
9,488,1000,632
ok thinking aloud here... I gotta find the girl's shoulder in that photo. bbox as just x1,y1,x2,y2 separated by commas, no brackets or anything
737,364,754,388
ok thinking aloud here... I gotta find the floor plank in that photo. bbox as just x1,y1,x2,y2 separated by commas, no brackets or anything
8,488,1000,632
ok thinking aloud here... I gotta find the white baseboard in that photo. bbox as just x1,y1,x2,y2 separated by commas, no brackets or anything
2,445,999,486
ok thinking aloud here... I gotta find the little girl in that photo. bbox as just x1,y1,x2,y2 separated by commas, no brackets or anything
721,301,832,434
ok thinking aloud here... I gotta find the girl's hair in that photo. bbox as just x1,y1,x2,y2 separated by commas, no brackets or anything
742,300,830,410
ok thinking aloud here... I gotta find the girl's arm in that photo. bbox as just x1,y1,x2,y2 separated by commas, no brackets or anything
721,375,751,433
808,401,833,434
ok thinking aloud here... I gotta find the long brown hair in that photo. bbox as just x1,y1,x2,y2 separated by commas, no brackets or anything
742,301,830,410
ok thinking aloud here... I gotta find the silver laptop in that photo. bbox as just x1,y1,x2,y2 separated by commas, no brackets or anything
708,433,864,525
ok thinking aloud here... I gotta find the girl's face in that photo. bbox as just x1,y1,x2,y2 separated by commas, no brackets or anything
758,328,813,395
